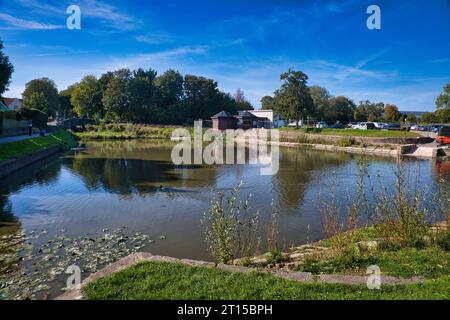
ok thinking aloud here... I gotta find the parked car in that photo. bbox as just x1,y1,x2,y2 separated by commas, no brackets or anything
385,123,401,130
354,122,376,130
315,121,328,128
374,122,388,129
431,125,441,133
329,123,345,129
418,125,430,131
410,124,419,130
436,125,450,145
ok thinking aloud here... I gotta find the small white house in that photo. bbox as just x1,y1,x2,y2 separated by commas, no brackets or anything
247,110,285,128
2,98,22,111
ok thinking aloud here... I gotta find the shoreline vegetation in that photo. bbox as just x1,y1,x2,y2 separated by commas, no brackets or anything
0,129,77,165
80,157,449,300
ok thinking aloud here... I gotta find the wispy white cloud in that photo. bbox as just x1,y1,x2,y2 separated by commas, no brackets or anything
135,32,174,44
104,45,209,70
15,0,140,31
0,13,63,30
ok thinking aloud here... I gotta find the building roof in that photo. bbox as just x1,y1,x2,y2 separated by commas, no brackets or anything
211,111,233,118
237,111,259,118
0,101,9,111
3,98,15,106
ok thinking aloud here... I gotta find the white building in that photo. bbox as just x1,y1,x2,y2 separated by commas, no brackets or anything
247,110,285,128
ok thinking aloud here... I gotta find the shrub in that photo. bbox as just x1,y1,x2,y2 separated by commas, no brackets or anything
372,158,434,248
338,136,355,147
201,183,260,264
266,249,289,266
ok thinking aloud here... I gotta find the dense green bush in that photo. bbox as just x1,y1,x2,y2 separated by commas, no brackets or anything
17,108,48,129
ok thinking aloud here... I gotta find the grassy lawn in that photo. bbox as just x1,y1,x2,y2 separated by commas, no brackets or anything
83,261,450,300
0,129,76,164
280,127,420,138
75,125,180,140
296,247,450,279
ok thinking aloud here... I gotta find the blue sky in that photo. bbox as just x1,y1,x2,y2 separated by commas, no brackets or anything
0,0,449,111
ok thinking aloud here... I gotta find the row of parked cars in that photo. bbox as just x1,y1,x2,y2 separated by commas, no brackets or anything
312,121,450,145
315,121,403,130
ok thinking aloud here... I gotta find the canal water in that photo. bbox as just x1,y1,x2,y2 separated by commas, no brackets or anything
0,140,448,298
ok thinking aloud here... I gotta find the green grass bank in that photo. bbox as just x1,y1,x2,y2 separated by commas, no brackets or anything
0,129,77,164
83,261,450,300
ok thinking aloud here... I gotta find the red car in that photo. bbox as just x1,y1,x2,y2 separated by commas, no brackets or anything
436,125,450,145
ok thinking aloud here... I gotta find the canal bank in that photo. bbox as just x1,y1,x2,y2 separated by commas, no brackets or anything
0,129,77,178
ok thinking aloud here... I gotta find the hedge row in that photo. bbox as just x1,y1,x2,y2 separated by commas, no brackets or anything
0,108,47,131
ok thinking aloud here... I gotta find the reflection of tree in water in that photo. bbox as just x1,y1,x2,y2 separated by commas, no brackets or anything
274,148,352,207
66,140,220,197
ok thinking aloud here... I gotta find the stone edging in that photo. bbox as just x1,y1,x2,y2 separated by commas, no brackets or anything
0,145,61,178
56,252,425,300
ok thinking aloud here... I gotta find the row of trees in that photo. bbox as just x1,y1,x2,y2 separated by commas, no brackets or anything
21,69,254,124
262,69,450,125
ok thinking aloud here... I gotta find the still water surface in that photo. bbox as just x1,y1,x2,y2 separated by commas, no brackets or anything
0,140,448,261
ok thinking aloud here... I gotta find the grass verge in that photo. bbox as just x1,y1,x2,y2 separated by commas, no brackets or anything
0,129,77,164
83,261,450,300
279,127,420,138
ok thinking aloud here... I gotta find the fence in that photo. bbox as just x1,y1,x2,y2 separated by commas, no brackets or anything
0,118,28,137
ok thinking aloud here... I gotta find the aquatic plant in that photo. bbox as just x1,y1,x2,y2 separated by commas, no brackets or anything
201,183,260,264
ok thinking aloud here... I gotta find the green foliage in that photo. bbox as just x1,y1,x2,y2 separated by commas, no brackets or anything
201,183,259,264
273,68,314,127
58,85,77,118
22,77,59,117
435,83,450,110
338,136,355,147
71,75,104,120
309,86,332,121
18,108,48,129
0,38,14,96
383,104,401,122
297,246,449,279
354,100,384,122
22,92,48,114
266,249,289,265
325,96,356,123
260,95,275,110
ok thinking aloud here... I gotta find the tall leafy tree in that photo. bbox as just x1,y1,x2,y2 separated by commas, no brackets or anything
154,70,184,123
71,75,104,119
23,92,48,112
260,96,275,110
435,83,450,110
0,38,14,97
309,86,332,121
354,100,384,122
128,68,157,122
183,75,222,120
59,85,77,118
273,68,313,127
102,69,132,122
22,78,59,117
383,104,401,122
326,96,356,123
